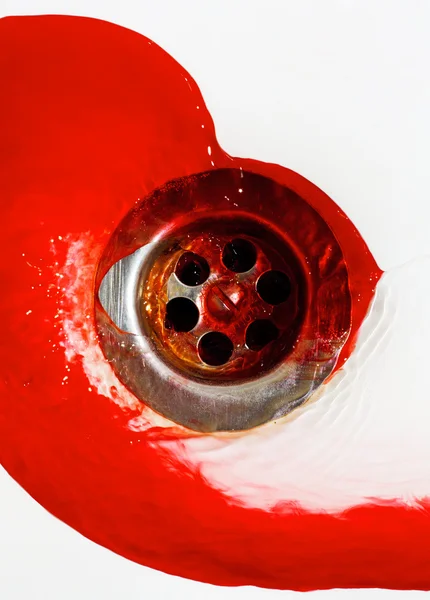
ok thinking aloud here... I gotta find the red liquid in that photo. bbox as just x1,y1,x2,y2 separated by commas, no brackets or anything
2,15,423,593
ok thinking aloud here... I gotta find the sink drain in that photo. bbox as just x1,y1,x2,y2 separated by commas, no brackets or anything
96,168,352,432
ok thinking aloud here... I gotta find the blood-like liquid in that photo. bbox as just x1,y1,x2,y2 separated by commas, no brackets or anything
3,15,424,593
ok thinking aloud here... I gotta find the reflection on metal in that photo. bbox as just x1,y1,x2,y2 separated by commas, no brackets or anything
99,244,155,336
96,168,352,433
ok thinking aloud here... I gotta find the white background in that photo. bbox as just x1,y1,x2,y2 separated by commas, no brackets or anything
1,1,430,598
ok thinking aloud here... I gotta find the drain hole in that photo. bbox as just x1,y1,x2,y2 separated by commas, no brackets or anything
165,297,199,332
246,319,279,351
176,252,210,286
257,270,291,305
198,332,234,366
222,238,257,273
